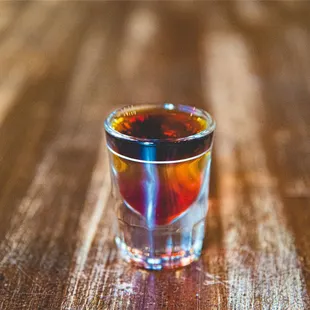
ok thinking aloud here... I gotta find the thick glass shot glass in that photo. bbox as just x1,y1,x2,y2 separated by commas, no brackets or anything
104,103,215,270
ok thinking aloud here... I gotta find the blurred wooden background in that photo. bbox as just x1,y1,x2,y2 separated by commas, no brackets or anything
0,1,310,309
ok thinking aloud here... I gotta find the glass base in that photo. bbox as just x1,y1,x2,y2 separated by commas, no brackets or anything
113,196,208,270
114,202,206,270
116,237,202,270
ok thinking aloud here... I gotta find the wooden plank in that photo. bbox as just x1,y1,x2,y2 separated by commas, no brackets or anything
0,2,61,126
204,28,307,308
0,2,133,309
0,3,105,309
218,1,310,302
0,2,92,241
243,10,310,298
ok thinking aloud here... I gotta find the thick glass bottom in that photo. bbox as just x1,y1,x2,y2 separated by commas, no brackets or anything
116,237,202,270
115,214,206,270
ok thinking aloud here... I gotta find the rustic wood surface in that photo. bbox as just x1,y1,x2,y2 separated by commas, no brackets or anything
0,1,310,309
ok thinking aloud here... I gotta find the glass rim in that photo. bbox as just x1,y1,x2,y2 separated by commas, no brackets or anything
104,103,216,144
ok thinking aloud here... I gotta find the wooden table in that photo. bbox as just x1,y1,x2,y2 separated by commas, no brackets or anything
0,2,310,309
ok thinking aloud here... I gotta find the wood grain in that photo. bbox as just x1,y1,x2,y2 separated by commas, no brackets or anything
0,1,309,309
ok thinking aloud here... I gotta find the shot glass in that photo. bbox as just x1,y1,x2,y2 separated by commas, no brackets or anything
104,103,215,270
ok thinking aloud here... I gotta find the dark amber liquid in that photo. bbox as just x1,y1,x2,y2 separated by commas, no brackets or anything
111,108,207,139
108,107,212,225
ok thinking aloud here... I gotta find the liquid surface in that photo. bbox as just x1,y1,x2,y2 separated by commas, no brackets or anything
111,108,207,140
